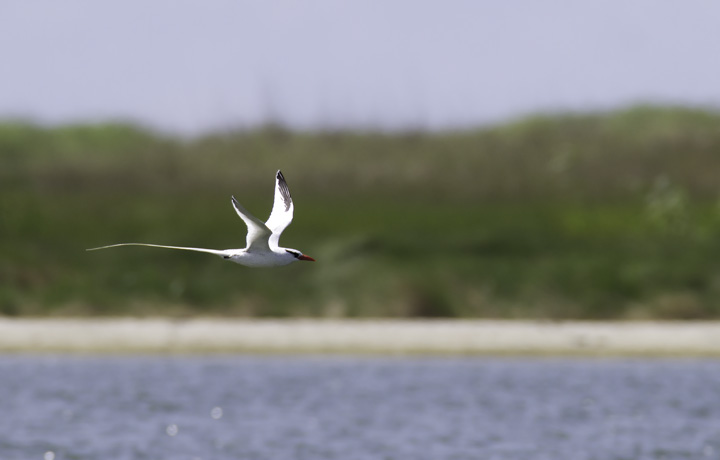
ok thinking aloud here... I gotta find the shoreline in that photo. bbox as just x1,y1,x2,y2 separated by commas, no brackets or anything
1,318,720,356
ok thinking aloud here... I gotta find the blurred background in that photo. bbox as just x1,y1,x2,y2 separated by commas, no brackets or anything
2,0,720,319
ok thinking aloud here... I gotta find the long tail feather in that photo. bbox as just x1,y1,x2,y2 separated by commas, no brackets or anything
86,243,229,257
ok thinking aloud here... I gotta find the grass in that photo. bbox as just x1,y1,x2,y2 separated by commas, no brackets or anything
2,105,720,318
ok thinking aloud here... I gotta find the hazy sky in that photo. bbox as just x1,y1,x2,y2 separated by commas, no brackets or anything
2,1,719,134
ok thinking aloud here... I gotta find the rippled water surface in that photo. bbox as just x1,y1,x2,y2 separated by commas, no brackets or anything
1,355,719,460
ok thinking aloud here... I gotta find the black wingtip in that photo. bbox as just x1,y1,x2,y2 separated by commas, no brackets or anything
276,170,284,181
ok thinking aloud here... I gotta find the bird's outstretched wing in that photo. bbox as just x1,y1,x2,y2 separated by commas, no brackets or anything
231,196,272,252
265,170,294,248
86,243,231,257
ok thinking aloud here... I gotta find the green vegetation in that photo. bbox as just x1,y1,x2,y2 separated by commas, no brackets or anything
2,106,720,319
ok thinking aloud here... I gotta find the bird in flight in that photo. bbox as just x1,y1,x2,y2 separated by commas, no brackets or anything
87,170,315,267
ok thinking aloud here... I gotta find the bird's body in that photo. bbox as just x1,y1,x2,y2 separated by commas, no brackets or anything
87,171,315,267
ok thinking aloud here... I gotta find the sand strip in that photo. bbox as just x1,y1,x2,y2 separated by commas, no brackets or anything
1,318,719,355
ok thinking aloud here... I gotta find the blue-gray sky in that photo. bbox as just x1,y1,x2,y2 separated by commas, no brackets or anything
2,1,719,134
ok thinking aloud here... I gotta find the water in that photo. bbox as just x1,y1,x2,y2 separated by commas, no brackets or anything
1,355,719,460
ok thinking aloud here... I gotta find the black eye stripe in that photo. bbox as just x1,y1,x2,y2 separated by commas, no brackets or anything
285,250,300,258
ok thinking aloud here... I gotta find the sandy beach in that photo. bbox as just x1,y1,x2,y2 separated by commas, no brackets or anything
0,318,719,355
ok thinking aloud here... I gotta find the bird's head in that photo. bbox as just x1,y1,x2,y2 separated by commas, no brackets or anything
285,249,315,262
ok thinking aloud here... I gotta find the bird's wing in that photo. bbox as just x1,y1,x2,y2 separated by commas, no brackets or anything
86,243,231,257
231,196,272,252
264,170,294,248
